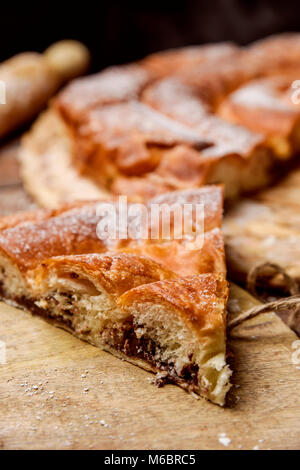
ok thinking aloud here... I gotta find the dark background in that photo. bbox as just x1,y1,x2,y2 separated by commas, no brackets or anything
1,1,300,72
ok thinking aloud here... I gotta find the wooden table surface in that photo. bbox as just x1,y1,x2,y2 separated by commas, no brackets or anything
1,144,300,450
0,140,37,216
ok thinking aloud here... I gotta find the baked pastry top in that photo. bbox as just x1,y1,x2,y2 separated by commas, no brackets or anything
20,33,300,207
0,186,231,405
57,64,156,126
142,42,239,77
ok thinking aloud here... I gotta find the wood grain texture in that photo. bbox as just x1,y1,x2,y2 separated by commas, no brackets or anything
0,140,37,216
0,139,21,186
1,291,300,450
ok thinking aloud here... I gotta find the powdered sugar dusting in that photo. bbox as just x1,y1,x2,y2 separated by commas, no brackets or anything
144,76,262,157
218,433,231,447
59,64,152,115
230,78,297,112
87,100,210,149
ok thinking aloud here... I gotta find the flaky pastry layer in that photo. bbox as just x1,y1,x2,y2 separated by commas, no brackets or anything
0,187,231,405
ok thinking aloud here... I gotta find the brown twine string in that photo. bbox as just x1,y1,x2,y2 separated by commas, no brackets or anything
228,295,300,330
229,263,300,332
247,263,300,298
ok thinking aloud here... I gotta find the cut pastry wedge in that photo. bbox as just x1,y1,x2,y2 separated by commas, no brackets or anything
0,187,231,405
27,255,230,406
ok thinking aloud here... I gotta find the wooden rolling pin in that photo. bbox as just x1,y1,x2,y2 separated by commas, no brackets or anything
0,40,90,139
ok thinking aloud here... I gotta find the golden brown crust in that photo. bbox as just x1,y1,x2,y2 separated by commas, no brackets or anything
71,101,210,188
148,187,223,231
0,186,229,405
26,257,230,405
219,75,300,141
142,42,239,77
57,36,300,200
56,64,156,126
20,109,108,208
57,43,238,125
119,273,228,337
0,208,54,231
246,33,300,75
33,253,175,296
18,33,300,205
125,229,225,278
128,186,225,276
0,203,106,271
54,45,250,200
142,76,265,158
0,186,225,277
69,87,275,200
0,201,100,231
129,187,226,276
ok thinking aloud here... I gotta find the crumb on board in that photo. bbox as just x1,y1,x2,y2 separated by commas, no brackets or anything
218,433,231,447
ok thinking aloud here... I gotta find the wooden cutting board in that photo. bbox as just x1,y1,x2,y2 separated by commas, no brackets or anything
1,288,300,450
1,145,300,450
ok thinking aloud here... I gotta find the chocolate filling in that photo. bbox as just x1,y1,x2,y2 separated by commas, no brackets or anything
102,320,199,390
0,283,74,330
0,284,200,391
19,296,74,329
